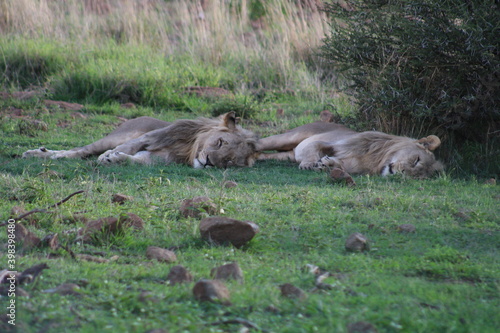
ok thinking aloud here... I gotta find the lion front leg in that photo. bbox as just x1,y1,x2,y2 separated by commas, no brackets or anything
22,147,67,159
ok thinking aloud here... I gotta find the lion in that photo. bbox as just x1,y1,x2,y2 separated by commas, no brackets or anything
256,121,443,178
22,112,259,168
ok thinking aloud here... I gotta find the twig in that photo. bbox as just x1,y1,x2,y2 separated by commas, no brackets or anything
1,190,85,226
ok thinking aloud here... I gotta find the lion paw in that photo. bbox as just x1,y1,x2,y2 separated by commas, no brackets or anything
320,155,343,169
22,147,57,158
98,150,128,164
299,161,326,171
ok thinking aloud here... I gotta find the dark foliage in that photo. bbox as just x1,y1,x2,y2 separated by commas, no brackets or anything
321,0,499,145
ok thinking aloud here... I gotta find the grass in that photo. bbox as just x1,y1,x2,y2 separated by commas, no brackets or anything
0,104,499,332
0,1,498,332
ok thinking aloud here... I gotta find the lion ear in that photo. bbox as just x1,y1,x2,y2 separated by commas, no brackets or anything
417,135,441,151
221,112,237,130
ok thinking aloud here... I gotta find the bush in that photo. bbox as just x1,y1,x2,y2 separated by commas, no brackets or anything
320,0,500,144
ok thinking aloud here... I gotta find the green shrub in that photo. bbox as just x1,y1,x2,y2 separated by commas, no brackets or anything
321,0,499,174
209,95,260,119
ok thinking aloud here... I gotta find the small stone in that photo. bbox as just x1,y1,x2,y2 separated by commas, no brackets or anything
77,254,109,263
43,283,81,296
146,246,177,263
347,321,378,333
112,193,134,204
13,223,41,250
210,262,244,283
224,181,238,188
167,265,193,285
180,196,218,218
193,279,230,304
345,232,370,252
398,224,416,233
279,283,306,300
41,233,59,250
78,217,119,242
199,217,259,248
119,213,144,230
329,168,356,187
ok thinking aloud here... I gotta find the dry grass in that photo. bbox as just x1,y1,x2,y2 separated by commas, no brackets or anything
0,0,328,90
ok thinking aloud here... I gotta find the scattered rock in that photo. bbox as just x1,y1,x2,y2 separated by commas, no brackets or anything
180,196,218,218
210,262,244,283
77,254,109,263
199,217,260,248
347,321,378,333
70,112,87,119
345,233,370,252
398,224,416,233
146,246,177,263
43,100,84,111
193,279,230,304
20,263,49,283
330,168,356,187
167,265,193,285
43,283,81,296
224,181,238,188
320,110,334,122
77,217,119,242
0,285,29,297
119,213,144,230
120,103,136,109
10,206,37,224
112,193,134,204
41,233,60,250
279,283,306,300
13,223,41,250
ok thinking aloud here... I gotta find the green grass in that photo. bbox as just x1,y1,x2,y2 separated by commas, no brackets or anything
1,107,499,333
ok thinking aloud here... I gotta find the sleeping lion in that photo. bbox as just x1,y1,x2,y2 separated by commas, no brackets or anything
22,112,259,169
257,121,444,178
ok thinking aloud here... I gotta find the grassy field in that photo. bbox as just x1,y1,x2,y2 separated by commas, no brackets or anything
0,100,499,333
1,1,499,332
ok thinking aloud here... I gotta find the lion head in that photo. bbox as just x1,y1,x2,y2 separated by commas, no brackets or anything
192,112,259,168
146,112,259,168
379,135,444,178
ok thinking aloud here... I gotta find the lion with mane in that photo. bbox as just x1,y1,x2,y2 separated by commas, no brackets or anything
257,121,443,178
22,112,259,169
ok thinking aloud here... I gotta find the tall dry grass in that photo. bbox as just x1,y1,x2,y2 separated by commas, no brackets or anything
0,0,329,90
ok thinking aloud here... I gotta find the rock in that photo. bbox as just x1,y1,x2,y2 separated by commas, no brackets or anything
193,279,230,304
119,213,144,230
345,233,370,252
41,233,59,250
167,265,193,285
120,103,136,109
398,224,416,233
224,181,238,188
43,283,81,296
43,100,84,111
112,193,134,204
347,321,378,333
210,262,244,283
77,254,109,263
330,168,356,187
70,112,87,119
199,217,259,248
77,217,119,242
180,196,218,218
0,286,29,297
13,223,41,250
279,283,306,300
146,246,177,263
